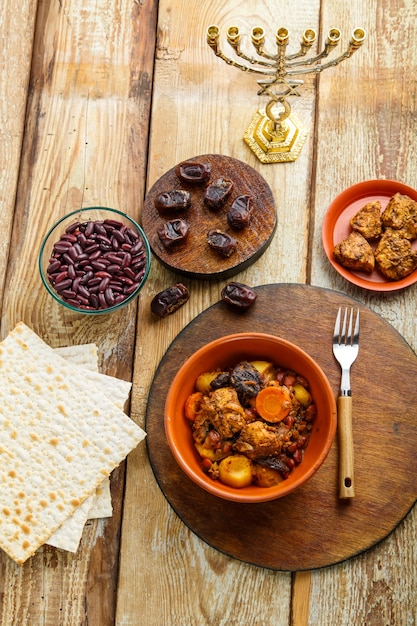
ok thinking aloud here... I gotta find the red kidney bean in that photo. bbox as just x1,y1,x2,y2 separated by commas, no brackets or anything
104,288,116,306
285,457,295,471
87,276,101,287
85,243,100,254
77,285,90,299
109,282,123,293
77,233,87,247
292,449,303,464
72,276,81,292
85,221,95,237
111,229,125,243
68,246,80,261
125,282,140,294
53,241,72,253
123,267,136,280
66,222,80,234
94,223,107,236
103,218,122,228
79,270,93,284
46,217,148,310
122,252,132,268
97,234,112,246
54,270,68,283
90,294,99,308
61,233,78,243
61,289,77,299
297,435,307,449
47,259,61,274
287,443,297,455
88,249,102,261
91,260,108,271
55,278,73,292
130,241,143,255
105,252,122,264
99,276,110,292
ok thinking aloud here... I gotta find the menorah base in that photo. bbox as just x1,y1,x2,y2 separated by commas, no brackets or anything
243,109,308,163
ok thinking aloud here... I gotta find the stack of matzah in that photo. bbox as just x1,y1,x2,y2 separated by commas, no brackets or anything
0,322,146,565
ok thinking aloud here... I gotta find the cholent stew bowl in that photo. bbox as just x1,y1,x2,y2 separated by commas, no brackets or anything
39,207,151,315
164,332,337,503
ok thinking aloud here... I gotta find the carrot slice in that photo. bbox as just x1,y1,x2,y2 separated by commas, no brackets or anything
184,392,203,421
255,386,292,423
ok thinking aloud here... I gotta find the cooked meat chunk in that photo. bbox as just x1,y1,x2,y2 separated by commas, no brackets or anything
374,230,417,280
381,193,417,240
230,361,263,406
333,231,375,273
233,421,288,460
349,200,383,240
193,387,246,440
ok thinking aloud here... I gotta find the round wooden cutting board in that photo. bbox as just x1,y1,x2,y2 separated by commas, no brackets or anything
145,284,417,571
141,154,276,280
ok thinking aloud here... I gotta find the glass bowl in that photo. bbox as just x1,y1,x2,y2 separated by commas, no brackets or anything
39,207,151,315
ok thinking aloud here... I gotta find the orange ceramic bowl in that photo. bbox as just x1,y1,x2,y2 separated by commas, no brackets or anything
164,333,337,503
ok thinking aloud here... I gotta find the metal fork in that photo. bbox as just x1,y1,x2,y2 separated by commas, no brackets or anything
333,307,360,499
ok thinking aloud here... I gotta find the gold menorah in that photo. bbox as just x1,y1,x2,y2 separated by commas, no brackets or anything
207,25,366,163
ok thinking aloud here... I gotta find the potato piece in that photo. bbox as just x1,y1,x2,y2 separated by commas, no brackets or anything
218,455,253,488
292,383,312,407
195,370,221,394
194,442,217,461
250,360,275,382
253,465,283,487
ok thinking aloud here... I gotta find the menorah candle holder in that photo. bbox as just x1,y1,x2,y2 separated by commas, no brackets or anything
207,25,366,163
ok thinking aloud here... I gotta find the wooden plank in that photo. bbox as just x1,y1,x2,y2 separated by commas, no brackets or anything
311,0,417,622
0,1,158,625
0,0,37,311
116,1,321,624
292,571,311,626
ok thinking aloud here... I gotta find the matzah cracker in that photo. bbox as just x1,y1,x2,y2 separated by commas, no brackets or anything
50,346,129,541
0,322,145,565
46,347,120,549
54,343,99,371
46,495,94,552
87,478,113,519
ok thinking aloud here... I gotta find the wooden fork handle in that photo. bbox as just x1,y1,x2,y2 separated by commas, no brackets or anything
337,395,355,498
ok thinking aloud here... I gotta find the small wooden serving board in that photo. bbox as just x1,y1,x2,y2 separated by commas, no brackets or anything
141,154,276,280
145,284,417,571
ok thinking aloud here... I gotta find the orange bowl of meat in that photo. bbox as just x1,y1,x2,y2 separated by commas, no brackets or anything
164,333,337,503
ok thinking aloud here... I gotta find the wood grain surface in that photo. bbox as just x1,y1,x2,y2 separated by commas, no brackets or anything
146,284,417,570
1,0,417,624
142,154,276,279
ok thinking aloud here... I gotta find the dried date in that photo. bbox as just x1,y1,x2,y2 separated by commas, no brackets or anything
175,161,211,184
204,178,233,210
207,230,237,257
227,195,253,230
150,283,190,318
157,219,189,248
221,282,257,309
154,190,191,212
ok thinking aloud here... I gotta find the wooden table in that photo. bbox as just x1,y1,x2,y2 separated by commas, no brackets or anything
1,0,416,624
